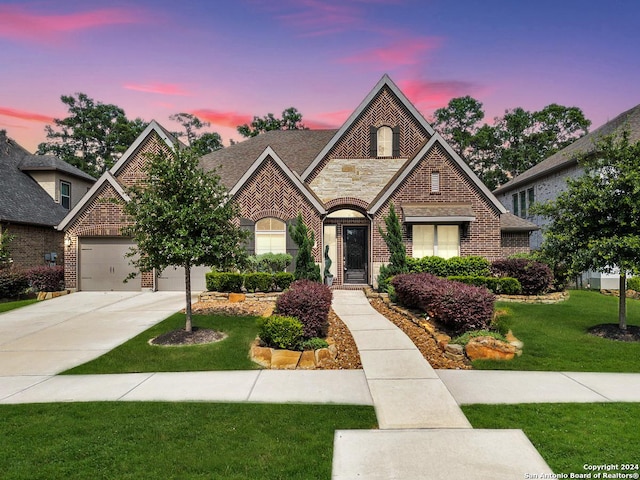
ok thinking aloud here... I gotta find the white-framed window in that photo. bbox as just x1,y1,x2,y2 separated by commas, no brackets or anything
412,225,460,259
377,126,393,157
255,217,286,255
60,181,71,210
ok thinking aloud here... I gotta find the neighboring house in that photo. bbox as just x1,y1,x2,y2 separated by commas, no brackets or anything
0,130,95,268
493,104,640,288
59,75,536,292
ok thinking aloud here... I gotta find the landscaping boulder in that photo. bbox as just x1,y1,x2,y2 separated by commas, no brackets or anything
465,336,516,361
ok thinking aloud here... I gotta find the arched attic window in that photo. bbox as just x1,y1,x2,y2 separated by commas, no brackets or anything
370,125,400,158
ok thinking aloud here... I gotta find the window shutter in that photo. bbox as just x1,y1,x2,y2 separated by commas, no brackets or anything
392,125,400,157
239,218,255,255
285,220,299,273
370,126,377,157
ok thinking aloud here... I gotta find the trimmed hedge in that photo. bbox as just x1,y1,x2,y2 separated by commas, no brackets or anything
205,271,295,292
276,279,332,338
258,315,303,350
447,275,522,295
244,272,273,293
26,265,64,292
205,272,244,293
391,273,494,333
490,258,553,295
0,268,29,299
406,255,490,277
247,253,292,274
274,272,295,291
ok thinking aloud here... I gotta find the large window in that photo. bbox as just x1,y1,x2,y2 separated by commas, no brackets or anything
255,217,286,255
512,187,535,218
377,126,393,157
413,225,460,259
60,181,71,210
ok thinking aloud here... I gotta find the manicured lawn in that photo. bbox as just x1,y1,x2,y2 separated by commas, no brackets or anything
475,290,640,372
462,403,640,475
0,298,37,313
0,402,377,480
63,312,260,374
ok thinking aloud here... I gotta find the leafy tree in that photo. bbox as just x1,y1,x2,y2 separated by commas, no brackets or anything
38,93,147,177
237,107,307,138
378,204,407,274
169,113,223,156
123,145,249,332
0,229,14,268
433,96,485,158
535,131,640,330
288,213,321,282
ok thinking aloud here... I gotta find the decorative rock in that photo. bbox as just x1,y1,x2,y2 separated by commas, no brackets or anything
420,321,436,335
465,336,516,361
270,350,301,369
228,293,246,303
444,351,466,361
315,348,333,365
435,333,451,350
327,343,338,357
298,350,317,369
250,344,272,368
445,343,464,355
506,330,524,350
261,304,274,317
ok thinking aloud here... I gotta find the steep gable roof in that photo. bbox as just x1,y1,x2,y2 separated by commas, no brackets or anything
199,129,337,189
494,104,640,195
0,132,69,227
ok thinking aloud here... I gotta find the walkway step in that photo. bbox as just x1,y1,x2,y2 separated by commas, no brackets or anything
332,429,553,479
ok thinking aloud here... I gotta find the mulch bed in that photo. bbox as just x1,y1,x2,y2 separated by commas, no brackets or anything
588,324,640,342
150,327,227,346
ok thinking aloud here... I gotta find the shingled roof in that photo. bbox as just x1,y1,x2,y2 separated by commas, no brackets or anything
494,104,640,195
199,129,338,189
19,155,96,182
0,132,69,227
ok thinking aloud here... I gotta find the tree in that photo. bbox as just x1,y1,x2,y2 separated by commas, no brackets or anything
237,107,307,138
378,204,407,274
433,96,485,158
535,131,640,330
38,93,147,177
288,213,321,282
169,113,223,156
123,145,249,332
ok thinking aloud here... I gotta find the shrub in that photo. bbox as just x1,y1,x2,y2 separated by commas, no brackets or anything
491,258,553,295
276,279,332,338
26,265,64,292
378,204,407,274
299,337,329,351
289,213,321,282
274,272,295,291
446,256,490,277
407,256,448,276
205,272,244,293
447,276,522,295
628,277,640,292
250,253,292,273
258,315,303,350
0,268,29,299
376,263,394,293
244,272,274,292
391,273,494,333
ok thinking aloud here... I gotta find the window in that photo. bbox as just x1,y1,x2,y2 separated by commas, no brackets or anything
255,218,286,255
519,191,527,217
528,188,535,209
60,181,71,210
377,126,393,157
431,172,440,193
512,194,519,216
413,225,459,259
512,187,535,218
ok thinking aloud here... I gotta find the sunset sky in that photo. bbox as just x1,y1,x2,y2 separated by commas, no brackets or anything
1,0,639,153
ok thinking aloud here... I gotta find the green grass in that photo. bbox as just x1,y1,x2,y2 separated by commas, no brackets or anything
0,402,377,480
475,290,640,371
63,312,261,374
463,403,640,475
0,298,37,313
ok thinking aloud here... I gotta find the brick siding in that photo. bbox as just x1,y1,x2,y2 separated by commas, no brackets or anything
1,222,63,268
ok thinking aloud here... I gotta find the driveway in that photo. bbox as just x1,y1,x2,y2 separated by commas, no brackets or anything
0,291,188,376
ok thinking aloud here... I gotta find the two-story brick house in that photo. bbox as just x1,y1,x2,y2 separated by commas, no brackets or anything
59,75,536,291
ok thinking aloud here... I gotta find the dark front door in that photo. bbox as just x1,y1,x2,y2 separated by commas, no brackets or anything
344,226,367,284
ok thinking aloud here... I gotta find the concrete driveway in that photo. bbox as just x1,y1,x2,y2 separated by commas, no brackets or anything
0,291,188,376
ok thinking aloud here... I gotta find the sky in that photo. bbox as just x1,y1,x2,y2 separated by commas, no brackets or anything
1,0,639,153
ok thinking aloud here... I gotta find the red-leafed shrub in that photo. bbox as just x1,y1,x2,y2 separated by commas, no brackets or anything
276,279,332,338
26,265,65,292
392,273,494,333
490,258,553,295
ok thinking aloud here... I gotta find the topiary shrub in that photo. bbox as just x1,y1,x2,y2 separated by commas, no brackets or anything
205,272,244,293
274,272,295,291
288,213,321,282
26,265,64,292
244,272,274,292
628,277,640,292
0,267,29,299
258,315,303,350
276,279,332,338
491,258,553,295
376,263,394,293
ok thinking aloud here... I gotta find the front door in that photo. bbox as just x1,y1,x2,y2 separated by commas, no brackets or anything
344,226,367,284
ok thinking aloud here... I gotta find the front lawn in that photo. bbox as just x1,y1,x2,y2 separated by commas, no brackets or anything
463,403,640,475
475,290,640,372
63,312,260,374
0,298,37,314
0,402,377,480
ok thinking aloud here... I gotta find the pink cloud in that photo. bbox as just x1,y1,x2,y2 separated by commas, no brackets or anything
191,109,253,129
0,107,54,123
0,5,142,43
340,37,441,67
123,83,190,96
305,109,351,129
399,78,478,109
265,0,362,36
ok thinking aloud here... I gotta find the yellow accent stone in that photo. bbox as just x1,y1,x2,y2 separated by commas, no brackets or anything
270,350,301,369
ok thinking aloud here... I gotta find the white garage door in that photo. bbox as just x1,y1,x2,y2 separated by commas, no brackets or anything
157,265,209,292
79,237,141,291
